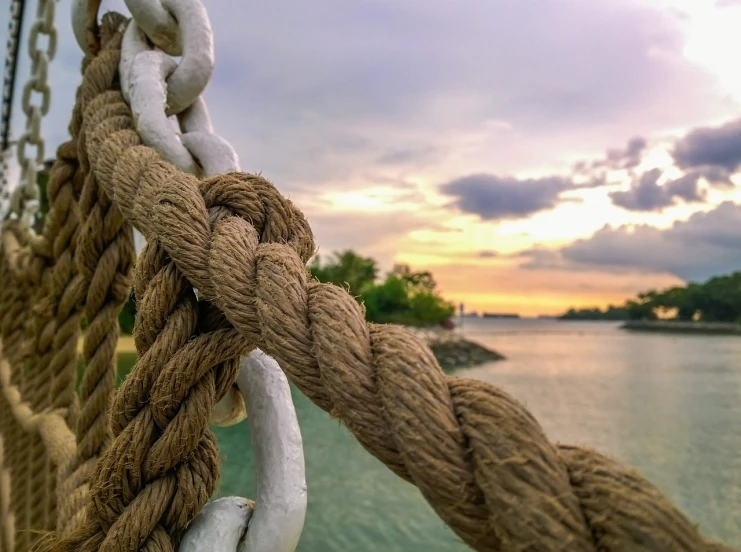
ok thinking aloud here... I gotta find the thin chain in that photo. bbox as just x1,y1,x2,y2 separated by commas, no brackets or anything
9,0,56,229
0,0,27,216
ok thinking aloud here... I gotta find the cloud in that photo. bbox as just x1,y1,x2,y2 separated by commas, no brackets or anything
609,169,670,211
672,117,741,171
608,165,733,212
607,136,647,169
375,146,439,166
440,174,573,220
2,0,727,208
518,201,741,281
161,0,727,192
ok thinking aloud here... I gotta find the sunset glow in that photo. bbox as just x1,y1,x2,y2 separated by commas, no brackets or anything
5,0,741,317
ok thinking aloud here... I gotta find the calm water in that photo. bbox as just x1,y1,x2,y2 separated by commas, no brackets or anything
212,318,741,550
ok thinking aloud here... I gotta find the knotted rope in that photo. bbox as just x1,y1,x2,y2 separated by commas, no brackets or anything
39,12,736,552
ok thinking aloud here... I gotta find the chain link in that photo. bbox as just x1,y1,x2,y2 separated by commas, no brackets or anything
1,0,27,220
9,0,57,229
116,0,239,178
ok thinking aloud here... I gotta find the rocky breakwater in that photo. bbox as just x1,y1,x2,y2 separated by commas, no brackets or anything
404,327,505,372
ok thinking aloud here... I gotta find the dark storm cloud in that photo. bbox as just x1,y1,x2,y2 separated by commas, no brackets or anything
440,174,573,220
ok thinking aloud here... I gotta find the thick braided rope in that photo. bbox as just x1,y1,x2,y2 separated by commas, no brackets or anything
49,238,244,552
0,434,14,552
0,138,84,548
7,140,86,547
59,19,135,535
34,141,87,534
40,20,245,551
0,225,53,552
53,16,136,537
0,172,79,549
0,233,31,552
0,340,77,552
70,41,741,552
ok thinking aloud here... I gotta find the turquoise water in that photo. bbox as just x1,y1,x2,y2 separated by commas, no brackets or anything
213,319,741,550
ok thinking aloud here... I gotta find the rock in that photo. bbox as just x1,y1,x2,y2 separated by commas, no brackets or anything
402,326,505,372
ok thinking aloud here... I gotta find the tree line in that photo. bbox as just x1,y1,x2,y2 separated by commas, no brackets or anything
559,271,741,323
119,249,456,333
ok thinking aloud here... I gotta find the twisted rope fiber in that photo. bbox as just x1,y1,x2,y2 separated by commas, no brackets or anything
0,32,96,547
0,228,34,552
46,21,741,551
53,15,138,537
7,141,87,550
0,435,15,552
0,339,77,552
48,235,245,552
1,223,55,552
53,16,137,538
0,152,82,549
38,17,246,552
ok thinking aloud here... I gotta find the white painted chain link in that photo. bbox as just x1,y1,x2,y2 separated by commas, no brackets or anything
9,0,57,229
73,0,240,176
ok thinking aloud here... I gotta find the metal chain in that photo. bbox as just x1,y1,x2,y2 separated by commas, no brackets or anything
9,0,56,229
117,0,239,177
0,0,27,218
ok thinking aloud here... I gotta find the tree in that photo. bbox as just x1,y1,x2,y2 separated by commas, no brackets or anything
309,250,378,297
565,271,741,323
310,252,454,327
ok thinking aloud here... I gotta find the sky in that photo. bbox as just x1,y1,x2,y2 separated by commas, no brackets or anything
4,0,741,316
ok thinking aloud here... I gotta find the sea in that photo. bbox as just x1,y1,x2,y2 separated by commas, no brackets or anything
212,318,741,551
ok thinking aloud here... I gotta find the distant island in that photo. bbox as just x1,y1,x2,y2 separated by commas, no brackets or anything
482,313,520,319
558,270,741,326
558,305,629,321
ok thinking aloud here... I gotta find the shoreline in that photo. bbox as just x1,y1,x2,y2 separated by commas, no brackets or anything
620,320,741,335
404,327,505,371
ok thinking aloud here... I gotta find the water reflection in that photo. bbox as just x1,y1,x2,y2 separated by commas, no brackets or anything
214,319,741,550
